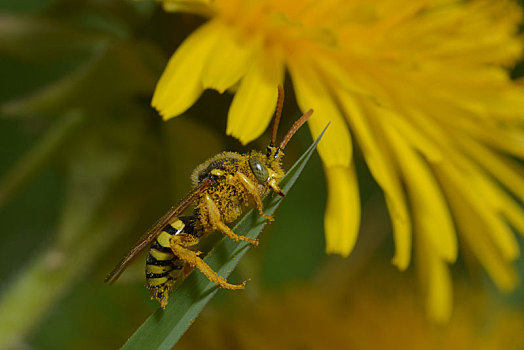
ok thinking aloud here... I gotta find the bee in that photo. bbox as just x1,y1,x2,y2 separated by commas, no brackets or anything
105,86,313,308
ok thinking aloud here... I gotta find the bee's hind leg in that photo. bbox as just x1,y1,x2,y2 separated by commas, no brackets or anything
169,233,246,290
204,194,259,246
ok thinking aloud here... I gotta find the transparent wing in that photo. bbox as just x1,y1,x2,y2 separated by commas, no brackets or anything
104,179,212,285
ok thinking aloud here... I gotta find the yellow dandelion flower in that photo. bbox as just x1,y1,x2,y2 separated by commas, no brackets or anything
152,0,524,321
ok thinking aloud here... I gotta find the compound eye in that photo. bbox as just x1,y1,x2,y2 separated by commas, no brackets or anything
249,158,269,183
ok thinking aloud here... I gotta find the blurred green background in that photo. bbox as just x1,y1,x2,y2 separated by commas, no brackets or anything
1,1,524,349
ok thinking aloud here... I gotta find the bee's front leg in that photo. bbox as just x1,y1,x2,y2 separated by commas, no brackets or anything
169,233,246,290
204,194,259,246
234,172,274,221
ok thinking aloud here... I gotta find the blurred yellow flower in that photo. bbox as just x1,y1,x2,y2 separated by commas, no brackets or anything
152,0,524,321
176,265,524,350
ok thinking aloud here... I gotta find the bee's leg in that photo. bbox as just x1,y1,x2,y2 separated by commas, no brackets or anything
205,194,259,246
181,262,193,281
234,172,274,221
170,233,246,290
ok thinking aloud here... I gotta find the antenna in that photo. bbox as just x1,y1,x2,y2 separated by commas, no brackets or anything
270,85,285,146
279,109,313,150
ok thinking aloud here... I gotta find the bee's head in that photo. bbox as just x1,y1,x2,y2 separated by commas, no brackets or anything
257,85,313,197
248,153,285,197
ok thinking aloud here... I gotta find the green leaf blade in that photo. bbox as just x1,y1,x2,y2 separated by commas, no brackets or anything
122,126,327,350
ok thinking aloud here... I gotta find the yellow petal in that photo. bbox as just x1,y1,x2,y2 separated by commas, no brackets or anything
416,232,453,323
473,177,521,260
385,124,457,263
435,104,524,157
440,174,518,291
386,110,443,163
312,52,373,98
436,155,520,261
324,165,360,257
226,51,284,144
456,136,524,204
498,193,524,236
468,165,524,241
425,254,453,323
152,22,220,119
288,58,352,167
201,25,254,93
336,92,412,269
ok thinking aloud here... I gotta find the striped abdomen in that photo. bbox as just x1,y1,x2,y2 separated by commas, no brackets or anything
146,215,194,308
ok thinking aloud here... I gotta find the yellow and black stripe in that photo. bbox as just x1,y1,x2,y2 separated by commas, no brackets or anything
146,216,194,302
